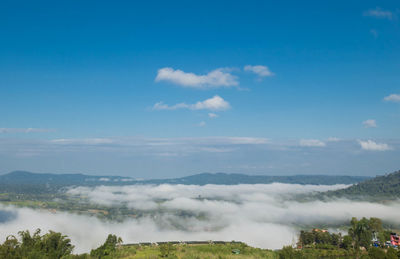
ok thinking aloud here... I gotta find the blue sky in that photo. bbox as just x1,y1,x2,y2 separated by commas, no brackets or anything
0,1,399,177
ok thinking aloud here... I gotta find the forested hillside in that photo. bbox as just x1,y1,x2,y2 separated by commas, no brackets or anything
324,170,400,200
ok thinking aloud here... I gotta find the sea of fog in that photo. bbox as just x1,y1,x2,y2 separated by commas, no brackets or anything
1,183,400,253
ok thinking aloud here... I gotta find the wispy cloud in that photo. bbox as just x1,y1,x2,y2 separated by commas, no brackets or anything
51,138,115,145
208,113,219,119
327,137,341,142
364,7,393,20
363,119,377,128
244,65,274,78
358,140,392,151
384,94,400,102
0,128,54,134
299,139,326,147
153,95,231,111
155,67,238,88
370,29,378,38
197,121,206,127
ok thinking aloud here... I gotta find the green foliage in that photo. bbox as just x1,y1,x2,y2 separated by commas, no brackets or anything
348,217,385,250
368,247,385,259
90,234,122,258
159,243,176,257
326,170,400,200
385,247,398,259
342,235,353,250
299,229,342,247
278,246,304,259
0,229,74,259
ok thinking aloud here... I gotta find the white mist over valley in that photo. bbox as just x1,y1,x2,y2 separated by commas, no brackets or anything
1,183,400,253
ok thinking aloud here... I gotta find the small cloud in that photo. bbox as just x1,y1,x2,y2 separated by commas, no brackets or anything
0,128,54,134
197,121,206,127
370,29,378,38
224,137,269,145
363,119,377,128
51,138,114,145
364,7,393,20
299,139,326,147
327,137,341,142
384,94,400,102
208,113,219,119
153,95,231,111
155,67,238,88
358,140,392,151
244,65,274,78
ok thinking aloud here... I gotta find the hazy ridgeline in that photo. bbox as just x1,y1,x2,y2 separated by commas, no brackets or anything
1,183,400,253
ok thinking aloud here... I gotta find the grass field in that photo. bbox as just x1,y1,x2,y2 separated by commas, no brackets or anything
111,243,278,259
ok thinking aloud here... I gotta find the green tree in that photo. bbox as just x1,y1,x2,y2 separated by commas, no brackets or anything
342,235,353,250
0,235,21,259
90,234,122,259
0,229,74,259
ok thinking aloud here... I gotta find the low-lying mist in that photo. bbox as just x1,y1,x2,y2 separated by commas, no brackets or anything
1,183,400,254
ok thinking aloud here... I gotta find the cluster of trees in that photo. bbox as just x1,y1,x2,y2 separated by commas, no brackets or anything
299,217,392,250
0,229,123,259
299,229,342,248
294,217,399,259
0,229,75,259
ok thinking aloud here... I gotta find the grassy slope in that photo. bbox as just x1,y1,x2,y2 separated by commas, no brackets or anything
101,243,356,259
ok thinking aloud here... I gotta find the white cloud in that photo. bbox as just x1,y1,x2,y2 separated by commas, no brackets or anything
244,65,274,77
153,95,231,111
51,138,114,145
222,137,269,145
155,67,238,88
197,121,206,127
192,95,231,111
364,7,393,20
0,128,53,134
363,119,377,128
208,113,218,119
358,140,392,151
384,94,400,102
299,139,326,147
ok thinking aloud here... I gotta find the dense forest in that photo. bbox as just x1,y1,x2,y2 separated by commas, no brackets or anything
1,217,399,259
324,170,400,200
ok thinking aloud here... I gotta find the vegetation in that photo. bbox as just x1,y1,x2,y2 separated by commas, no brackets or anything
1,217,399,259
0,229,74,259
297,217,400,259
324,170,400,200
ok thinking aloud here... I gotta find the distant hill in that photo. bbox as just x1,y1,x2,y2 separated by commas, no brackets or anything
0,171,369,194
323,170,400,200
0,171,135,193
143,172,369,186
